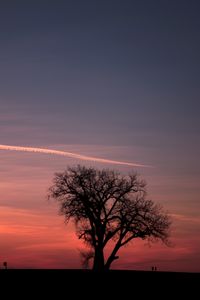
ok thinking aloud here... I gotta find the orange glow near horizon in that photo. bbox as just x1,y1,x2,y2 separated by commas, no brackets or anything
0,148,200,272
1,205,199,271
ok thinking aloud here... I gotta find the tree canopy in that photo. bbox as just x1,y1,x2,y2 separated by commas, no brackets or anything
49,165,171,271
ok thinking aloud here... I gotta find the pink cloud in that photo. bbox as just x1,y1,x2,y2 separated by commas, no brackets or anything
0,144,199,271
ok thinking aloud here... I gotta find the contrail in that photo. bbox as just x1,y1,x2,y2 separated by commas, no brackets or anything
0,144,150,168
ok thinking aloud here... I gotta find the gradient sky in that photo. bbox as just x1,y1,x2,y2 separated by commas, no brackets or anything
0,0,200,271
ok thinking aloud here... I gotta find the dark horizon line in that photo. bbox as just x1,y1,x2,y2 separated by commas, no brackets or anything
0,268,199,274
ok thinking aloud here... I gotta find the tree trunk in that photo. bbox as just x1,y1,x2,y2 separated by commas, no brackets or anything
105,242,121,270
92,247,105,271
104,255,119,270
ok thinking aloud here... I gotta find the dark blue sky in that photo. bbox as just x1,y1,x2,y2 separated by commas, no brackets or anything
1,0,200,148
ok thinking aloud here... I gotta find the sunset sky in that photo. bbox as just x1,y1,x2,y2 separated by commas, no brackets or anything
0,0,200,272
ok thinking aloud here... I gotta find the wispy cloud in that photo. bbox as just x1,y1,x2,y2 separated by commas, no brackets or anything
171,213,200,224
0,144,151,167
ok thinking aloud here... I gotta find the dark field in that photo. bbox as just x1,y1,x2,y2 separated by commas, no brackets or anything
1,269,199,296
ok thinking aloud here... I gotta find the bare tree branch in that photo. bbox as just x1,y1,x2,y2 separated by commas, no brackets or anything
49,165,171,271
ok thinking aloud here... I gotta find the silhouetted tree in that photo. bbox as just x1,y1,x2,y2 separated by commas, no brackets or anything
49,165,171,271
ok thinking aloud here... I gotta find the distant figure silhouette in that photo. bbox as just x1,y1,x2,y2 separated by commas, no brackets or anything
155,266,157,271
152,266,154,271
3,262,7,269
